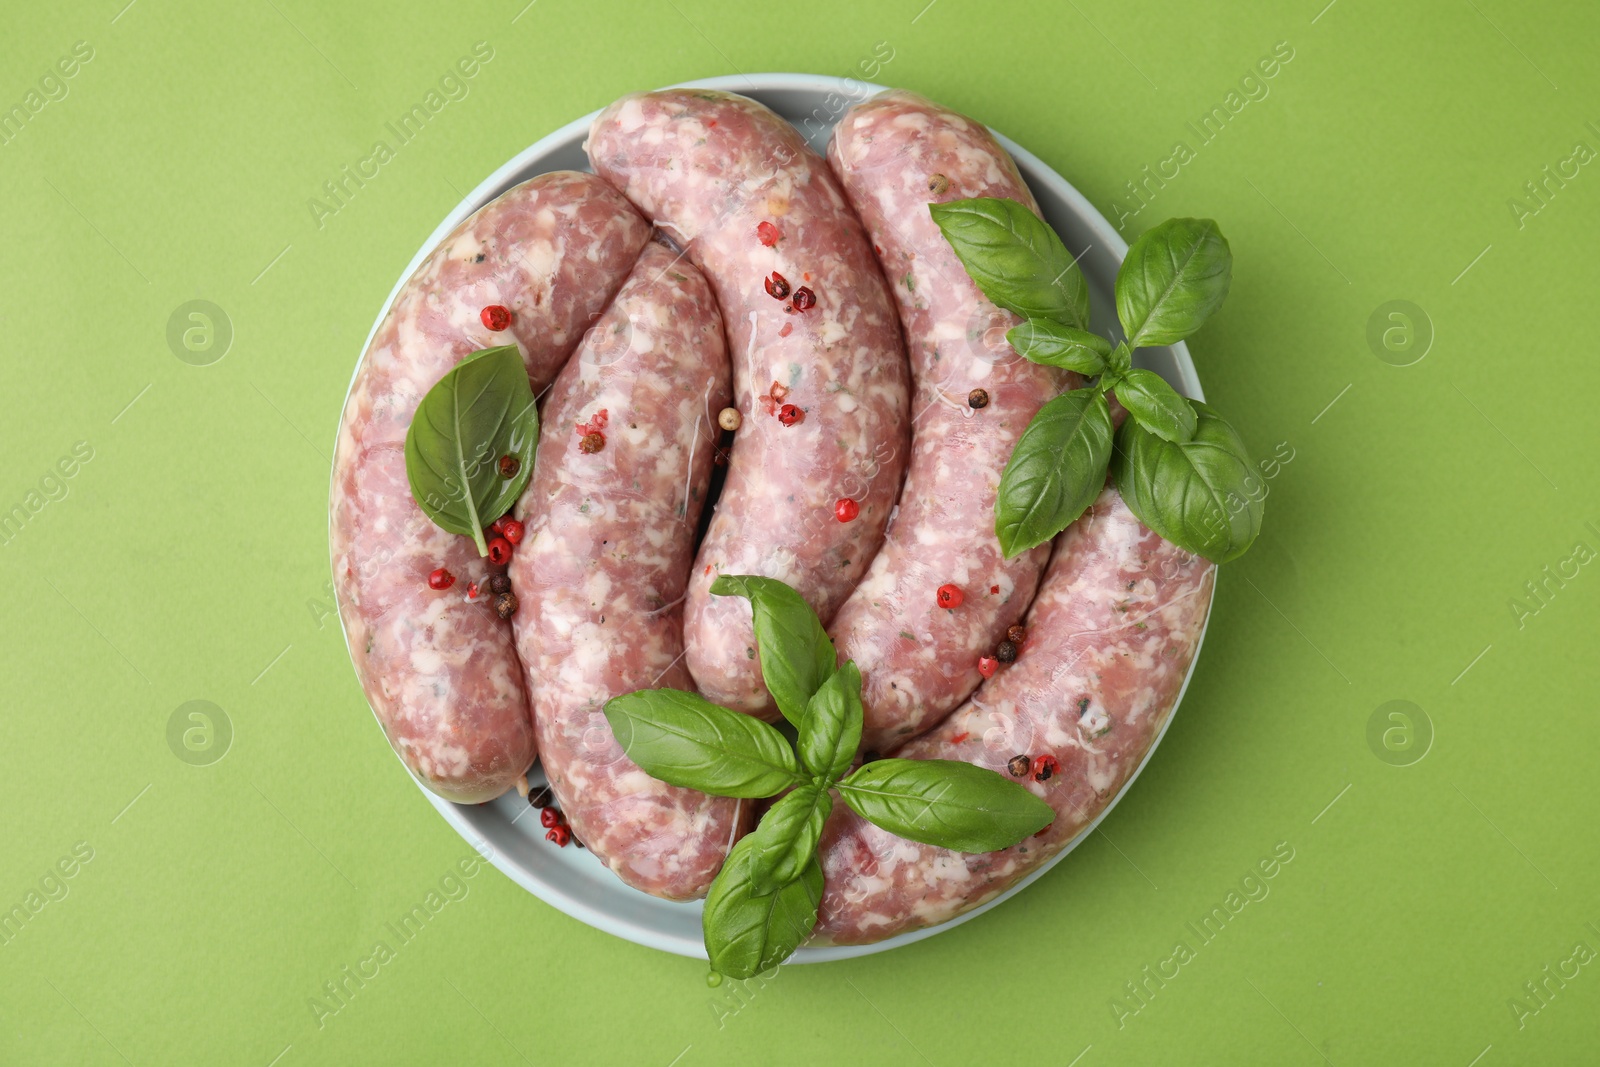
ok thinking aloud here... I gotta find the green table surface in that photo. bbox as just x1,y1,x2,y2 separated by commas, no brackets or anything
3,0,1597,1063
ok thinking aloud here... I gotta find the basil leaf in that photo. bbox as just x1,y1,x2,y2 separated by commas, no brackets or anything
1112,368,1197,443
1106,340,1132,378
404,345,537,556
703,835,823,979
1006,319,1111,375
603,689,802,798
836,758,1054,853
797,661,862,782
1115,218,1232,349
994,388,1115,559
745,783,832,895
930,198,1089,329
710,575,835,726
1111,400,1263,563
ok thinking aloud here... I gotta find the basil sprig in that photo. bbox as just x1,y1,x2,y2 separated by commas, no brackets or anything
934,203,1262,563
603,577,1051,978
404,345,538,555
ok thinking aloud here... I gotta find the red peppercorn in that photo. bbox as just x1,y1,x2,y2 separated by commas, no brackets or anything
540,808,560,829
764,271,791,299
777,404,803,426
500,518,525,545
977,655,999,678
835,497,859,523
487,537,512,566
545,825,571,847
756,221,780,246
427,568,455,591
466,581,480,599
791,286,816,311
936,584,964,609
1032,754,1060,782
498,454,520,478
480,304,513,331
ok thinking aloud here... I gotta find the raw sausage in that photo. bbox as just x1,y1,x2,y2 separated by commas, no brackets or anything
587,89,911,715
814,488,1214,944
826,90,1076,753
510,242,744,898
330,172,649,803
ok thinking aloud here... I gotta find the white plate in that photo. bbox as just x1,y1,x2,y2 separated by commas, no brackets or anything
342,73,1212,965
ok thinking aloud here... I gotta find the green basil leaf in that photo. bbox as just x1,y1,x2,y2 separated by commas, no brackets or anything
404,345,537,556
930,197,1089,329
603,689,802,798
1111,400,1263,563
994,388,1114,559
1115,218,1232,349
703,835,823,980
836,758,1054,853
797,661,862,782
745,783,832,895
1005,319,1111,375
710,575,835,726
1106,340,1132,378
1113,368,1197,444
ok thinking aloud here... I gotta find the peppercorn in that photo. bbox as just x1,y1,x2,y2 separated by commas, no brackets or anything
480,304,513,331
977,655,999,679
427,568,455,591
498,454,520,478
499,518,525,545
528,785,554,808
1007,754,1031,778
494,591,519,620
835,497,859,523
545,825,571,847
996,640,1018,664
579,432,605,454
967,388,990,409
488,573,511,595
1032,754,1060,782
718,406,742,431
777,404,803,426
764,271,791,300
486,537,513,567
756,221,780,246
936,583,964,609
927,173,950,195
1007,624,1028,645
540,808,561,829
791,286,816,311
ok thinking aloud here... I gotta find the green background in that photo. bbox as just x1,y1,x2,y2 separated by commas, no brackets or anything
2,0,1595,1062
